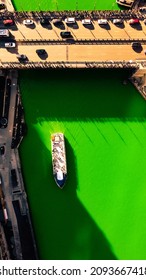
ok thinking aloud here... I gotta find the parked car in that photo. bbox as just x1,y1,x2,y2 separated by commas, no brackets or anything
0,3,5,10
3,19,14,26
113,19,123,24
0,117,8,128
131,42,141,48
60,31,72,38
40,18,50,25
17,54,28,62
11,169,18,188
82,19,92,25
52,18,63,25
23,19,34,25
131,42,142,52
5,42,16,48
36,49,47,57
65,17,76,24
0,146,5,156
97,19,108,25
128,19,139,24
139,7,146,12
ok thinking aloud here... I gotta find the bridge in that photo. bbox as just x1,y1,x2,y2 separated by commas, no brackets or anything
0,9,144,96
0,10,146,65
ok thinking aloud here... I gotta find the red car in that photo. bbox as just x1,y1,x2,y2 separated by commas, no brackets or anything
128,19,140,24
3,19,14,26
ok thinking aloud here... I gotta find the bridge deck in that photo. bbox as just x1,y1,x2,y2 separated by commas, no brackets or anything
0,10,144,68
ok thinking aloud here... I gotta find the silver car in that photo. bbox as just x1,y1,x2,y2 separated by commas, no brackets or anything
65,17,75,24
82,19,92,25
98,19,108,25
113,19,123,24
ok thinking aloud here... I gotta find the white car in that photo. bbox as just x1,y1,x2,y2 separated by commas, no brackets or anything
98,19,108,25
113,19,123,24
65,17,75,24
82,19,92,25
5,42,16,48
23,19,34,25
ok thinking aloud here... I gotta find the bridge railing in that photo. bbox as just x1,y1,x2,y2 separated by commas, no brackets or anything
0,60,139,69
16,38,146,45
0,10,145,21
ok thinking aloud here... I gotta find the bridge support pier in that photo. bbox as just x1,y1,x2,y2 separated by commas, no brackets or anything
130,67,146,100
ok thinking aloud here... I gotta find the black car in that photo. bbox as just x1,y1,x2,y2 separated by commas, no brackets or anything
0,4,5,10
36,49,48,58
132,42,141,48
0,117,8,128
0,146,5,155
40,18,50,25
17,54,28,62
52,18,63,26
60,31,72,38
36,49,47,55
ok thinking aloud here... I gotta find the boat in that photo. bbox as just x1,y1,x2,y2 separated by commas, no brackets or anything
51,133,67,188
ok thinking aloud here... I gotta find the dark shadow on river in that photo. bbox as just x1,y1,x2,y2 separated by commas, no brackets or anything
19,68,146,121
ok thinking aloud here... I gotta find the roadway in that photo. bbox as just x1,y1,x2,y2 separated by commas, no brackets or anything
0,44,145,63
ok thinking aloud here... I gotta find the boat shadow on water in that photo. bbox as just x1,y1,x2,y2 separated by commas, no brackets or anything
38,138,117,260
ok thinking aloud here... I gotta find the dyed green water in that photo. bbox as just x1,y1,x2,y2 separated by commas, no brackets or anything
12,0,119,11
12,0,146,260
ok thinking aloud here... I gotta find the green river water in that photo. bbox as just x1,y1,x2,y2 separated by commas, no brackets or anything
12,0,146,260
